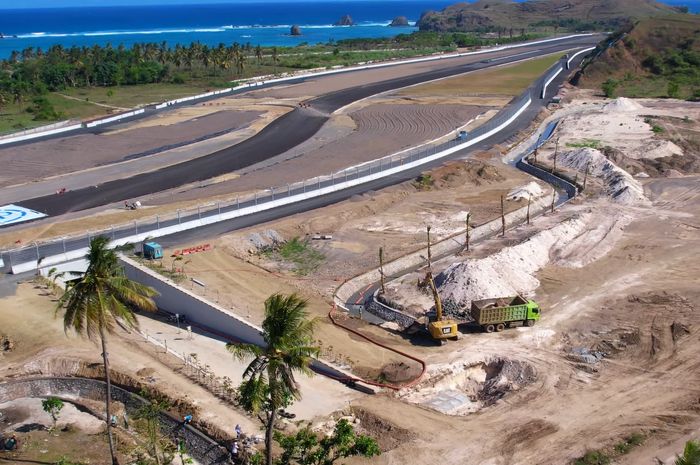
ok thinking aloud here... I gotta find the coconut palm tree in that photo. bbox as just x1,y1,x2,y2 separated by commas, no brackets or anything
57,236,157,465
676,440,700,465
226,293,319,465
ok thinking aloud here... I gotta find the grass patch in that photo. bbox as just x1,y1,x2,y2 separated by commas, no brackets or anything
413,173,435,190
573,451,610,465
573,432,645,465
566,139,601,149
613,433,645,454
402,52,563,97
264,237,325,276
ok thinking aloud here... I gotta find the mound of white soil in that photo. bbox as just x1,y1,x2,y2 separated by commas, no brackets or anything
437,214,591,307
506,181,543,201
558,148,650,205
603,97,644,113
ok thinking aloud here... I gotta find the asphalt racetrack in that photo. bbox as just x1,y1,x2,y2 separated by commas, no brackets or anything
18,35,600,216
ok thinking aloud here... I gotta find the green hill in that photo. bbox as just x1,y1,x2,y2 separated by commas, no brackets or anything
417,0,679,33
577,14,700,100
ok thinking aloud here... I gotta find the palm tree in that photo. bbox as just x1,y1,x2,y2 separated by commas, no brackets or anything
226,293,319,465
676,440,700,465
57,236,158,465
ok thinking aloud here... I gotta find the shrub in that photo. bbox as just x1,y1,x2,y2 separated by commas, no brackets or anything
26,97,63,121
574,451,610,465
601,79,619,98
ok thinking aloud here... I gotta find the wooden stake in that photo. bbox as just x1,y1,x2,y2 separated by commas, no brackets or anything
379,247,386,295
465,213,471,253
501,195,506,237
551,189,556,213
526,194,531,225
426,225,432,269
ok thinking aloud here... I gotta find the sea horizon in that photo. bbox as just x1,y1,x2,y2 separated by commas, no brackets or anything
0,0,696,59
0,1,453,59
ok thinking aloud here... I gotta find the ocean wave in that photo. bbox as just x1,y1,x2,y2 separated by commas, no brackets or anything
14,21,414,40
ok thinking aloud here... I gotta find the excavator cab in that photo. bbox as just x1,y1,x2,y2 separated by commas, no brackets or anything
428,319,458,340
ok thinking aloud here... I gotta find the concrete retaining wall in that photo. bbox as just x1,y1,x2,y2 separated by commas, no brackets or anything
119,256,366,386
0,377,232,464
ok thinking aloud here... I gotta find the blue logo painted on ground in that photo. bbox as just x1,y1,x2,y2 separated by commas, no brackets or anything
0,204,47,226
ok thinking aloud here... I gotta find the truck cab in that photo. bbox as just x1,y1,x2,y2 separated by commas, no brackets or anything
526,300,541,322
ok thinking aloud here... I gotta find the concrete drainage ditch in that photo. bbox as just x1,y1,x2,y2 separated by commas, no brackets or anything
399,358,535,415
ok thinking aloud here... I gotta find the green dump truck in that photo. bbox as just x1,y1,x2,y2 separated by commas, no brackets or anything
470,295,541,333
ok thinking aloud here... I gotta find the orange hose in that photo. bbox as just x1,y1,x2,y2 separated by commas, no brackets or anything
325,305,426,391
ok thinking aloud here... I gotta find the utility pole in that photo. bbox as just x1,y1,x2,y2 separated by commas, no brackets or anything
552,138,559,173
379,247,386,295
501,195,506,237
526,194,531,225
583,161,590,191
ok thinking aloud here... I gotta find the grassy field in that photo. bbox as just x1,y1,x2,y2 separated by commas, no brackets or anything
0,48,448,136
399,52,563,97
580,15,700,100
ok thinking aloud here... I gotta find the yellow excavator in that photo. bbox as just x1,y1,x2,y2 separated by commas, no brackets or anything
424,226,459,342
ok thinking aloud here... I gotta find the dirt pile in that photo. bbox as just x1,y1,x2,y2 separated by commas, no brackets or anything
558,148,650,205
506,181,543,201
436,214,592,311
400,358,535,415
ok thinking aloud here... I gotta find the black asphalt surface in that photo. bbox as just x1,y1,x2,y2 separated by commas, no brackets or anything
17,35,600,216
2,38,598,272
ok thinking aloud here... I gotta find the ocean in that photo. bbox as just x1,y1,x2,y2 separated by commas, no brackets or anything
0,0,697,60
0,1,453,59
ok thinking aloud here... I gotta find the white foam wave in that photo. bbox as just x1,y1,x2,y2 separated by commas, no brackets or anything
14,21,414,40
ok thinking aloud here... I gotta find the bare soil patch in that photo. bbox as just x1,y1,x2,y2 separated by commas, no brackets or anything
0,109,260,187
149,103,489,203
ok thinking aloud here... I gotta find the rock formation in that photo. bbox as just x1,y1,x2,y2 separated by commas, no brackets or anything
390,16,410,27
334,15,354,26
290,25,302,36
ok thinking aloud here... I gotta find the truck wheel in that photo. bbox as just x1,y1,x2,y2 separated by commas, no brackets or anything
485,324,495,333
496,323,505,332
526,320,535,327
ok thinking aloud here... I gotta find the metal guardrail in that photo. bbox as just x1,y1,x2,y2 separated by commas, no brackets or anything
2,51,581,274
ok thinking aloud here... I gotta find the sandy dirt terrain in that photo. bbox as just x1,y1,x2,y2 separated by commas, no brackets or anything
0,109,262,188
150,103,491,203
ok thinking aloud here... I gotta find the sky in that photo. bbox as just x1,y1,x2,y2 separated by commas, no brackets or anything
4,0,417,8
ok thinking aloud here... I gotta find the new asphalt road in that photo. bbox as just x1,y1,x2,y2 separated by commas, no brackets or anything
17,35,600,217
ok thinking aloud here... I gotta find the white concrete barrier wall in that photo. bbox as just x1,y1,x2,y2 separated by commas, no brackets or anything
0,123,83,146
9,96,531,274
541,65,563,99
85,108,146,128
567,46,597,69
